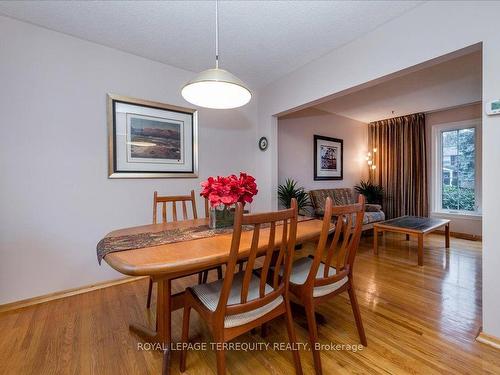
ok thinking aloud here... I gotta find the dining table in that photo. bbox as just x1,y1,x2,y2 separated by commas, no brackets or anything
101,216,329,374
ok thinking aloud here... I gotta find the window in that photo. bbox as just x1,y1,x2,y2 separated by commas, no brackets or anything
433,120,481,215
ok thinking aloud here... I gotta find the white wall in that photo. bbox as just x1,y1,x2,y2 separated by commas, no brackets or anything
427,103,482,237
278,112,367,194
255,1,500,339
0,16,258,304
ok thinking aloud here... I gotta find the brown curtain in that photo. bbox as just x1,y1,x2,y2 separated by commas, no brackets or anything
368,113,428,219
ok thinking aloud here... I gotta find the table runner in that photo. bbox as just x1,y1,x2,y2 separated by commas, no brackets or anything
97,216,314,264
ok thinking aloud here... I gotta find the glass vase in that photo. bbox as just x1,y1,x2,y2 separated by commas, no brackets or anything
209,205,236,229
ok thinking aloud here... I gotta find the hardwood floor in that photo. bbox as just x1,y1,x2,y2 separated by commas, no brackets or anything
1,233,499,374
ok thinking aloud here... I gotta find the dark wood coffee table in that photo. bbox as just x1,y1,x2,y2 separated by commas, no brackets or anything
373,216,450,266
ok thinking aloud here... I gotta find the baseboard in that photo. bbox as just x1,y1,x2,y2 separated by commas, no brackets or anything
0,276,146,314
477,331,500,350
433,229,482,241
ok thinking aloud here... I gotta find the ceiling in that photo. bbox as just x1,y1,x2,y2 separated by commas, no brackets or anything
0,0,423,89
283,50,482,123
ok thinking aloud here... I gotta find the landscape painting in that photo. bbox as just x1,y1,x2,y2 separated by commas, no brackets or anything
108,94,198,178
127,114,183,164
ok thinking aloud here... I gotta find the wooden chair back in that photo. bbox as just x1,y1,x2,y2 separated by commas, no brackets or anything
153,190,198,224
204,197,210,219
306,195,365,290
215,199,298,322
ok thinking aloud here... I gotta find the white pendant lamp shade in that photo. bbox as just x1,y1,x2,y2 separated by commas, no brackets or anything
181,68,251,109
181,0,252,109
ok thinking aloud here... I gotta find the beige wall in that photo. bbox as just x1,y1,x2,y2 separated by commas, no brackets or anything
426,103,482,237
277,111,368,199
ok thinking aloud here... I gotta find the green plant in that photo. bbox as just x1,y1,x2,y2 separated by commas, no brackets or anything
354,180,384,204
442,185,475,211
277,178,311,214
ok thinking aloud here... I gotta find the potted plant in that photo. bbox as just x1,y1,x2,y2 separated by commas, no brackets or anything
200,172,258,228
354,180,384,204
277,178,311,215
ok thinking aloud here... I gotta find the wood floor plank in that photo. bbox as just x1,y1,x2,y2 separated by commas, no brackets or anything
1,233,499,374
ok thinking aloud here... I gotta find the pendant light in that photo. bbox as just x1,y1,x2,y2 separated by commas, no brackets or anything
181,0,251,109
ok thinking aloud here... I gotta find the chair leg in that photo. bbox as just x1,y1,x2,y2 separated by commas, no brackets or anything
179,304,192,372
197,272,203,284
146,278,153,309
284,300,303,375
217,265,223,279
348,285,367,346
304,301,322,375
202,270,208,283
214,341,226,375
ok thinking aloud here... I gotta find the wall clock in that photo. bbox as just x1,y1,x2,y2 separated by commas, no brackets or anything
258,136,269,151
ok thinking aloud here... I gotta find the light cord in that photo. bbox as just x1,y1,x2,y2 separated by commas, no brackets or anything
215,0,219,69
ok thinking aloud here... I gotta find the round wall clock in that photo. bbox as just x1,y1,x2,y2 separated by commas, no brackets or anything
258,136,269,151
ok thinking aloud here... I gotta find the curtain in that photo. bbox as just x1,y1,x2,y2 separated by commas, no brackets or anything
368,113,428,219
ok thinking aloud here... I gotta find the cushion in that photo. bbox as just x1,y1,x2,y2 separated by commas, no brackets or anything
308,189,385,229
365,204,382,212
331,211,384,227
309,188,353,214
191,271,283,328
288,257,348,297
363,211,385,225
331,189,353,206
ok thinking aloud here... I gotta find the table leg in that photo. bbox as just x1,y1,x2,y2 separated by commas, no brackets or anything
445,223,450,248
373,227,379,255
130,279,172,372
162,346,171,375
417,234,424,266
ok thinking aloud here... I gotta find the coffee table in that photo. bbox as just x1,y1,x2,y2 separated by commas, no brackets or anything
373,216,450,266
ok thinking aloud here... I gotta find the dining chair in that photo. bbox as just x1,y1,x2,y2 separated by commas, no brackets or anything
146,190,223,309
179,199,303,375
287,195,367,375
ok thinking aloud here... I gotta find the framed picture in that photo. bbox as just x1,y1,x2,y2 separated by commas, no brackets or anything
107,94,198,178
314,135,343,180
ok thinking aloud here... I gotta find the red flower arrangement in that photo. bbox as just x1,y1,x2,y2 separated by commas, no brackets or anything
200,172,258,208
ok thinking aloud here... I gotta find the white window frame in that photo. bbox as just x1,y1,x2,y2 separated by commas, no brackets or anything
431,119,482,218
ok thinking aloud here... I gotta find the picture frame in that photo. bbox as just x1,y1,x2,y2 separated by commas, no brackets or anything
107,94,198,178
313,135,343,180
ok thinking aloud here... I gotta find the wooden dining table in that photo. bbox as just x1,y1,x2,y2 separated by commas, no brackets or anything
102,216,328,373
